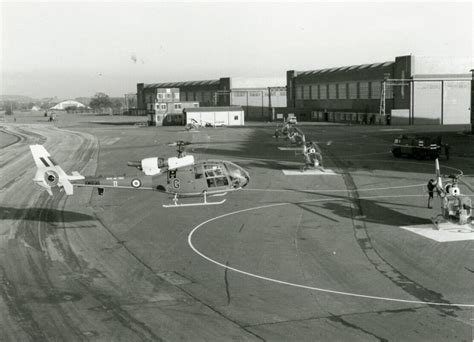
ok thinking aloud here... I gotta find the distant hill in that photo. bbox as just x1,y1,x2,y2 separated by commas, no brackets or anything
0,94,36,103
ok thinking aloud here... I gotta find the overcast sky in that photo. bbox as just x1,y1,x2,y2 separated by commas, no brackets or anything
1,1,472,99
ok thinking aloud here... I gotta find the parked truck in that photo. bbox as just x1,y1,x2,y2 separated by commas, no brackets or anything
391,135,442,159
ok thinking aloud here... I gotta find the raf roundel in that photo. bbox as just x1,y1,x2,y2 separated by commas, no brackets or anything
131,178,142,188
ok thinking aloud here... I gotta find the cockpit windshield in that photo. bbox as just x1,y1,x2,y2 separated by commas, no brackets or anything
224,162,250,189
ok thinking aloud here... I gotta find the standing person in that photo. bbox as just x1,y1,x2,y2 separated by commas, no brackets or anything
427,179,437,209
444,143,450,161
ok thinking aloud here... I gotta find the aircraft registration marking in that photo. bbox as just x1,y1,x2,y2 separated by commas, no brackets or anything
282,169,336,175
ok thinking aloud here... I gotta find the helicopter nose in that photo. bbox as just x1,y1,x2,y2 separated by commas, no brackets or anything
226,162,250,189
239,168,250,188
232,167,249,189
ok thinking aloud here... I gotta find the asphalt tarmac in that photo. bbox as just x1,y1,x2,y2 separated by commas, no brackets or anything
1,113,473,341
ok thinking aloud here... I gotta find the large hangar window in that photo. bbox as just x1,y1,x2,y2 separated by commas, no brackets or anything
359,82,369,99
371,81,381,99
320,85,327,99
303,86,311,100
202,92,212,104
328,84,337,99
338,83,347,99
349,83,357,99
311,85,319,99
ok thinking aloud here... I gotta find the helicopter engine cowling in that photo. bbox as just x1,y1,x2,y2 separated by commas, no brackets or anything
168,155,194,170
141,157,167,176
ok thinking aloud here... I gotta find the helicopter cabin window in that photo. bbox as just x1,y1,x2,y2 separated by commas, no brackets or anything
194,166,204,179
203,164,229,187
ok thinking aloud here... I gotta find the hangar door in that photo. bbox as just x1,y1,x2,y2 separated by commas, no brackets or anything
443,81,470,124
413,81,442,124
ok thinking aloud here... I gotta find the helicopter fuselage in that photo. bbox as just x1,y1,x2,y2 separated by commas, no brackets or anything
75,159,249,197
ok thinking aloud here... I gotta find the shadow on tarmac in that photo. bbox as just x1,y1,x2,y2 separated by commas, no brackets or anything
296,198,431,227
0,206,95,223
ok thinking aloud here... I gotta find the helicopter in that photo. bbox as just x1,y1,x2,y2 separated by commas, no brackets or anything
29,143,250,208
300,136,324,171
184,118,214,131
430,159,472,230
274,121,305,146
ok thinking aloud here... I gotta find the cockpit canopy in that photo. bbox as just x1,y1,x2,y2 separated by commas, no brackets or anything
224,161,250,189
195,161,249,189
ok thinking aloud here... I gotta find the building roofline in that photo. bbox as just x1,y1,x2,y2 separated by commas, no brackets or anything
294,61,395,77
144,79,220,89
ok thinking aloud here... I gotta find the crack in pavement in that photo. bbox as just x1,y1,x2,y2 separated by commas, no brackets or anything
328,311,388,342
243,305,426,328
328,151,461,318
225,261,231,305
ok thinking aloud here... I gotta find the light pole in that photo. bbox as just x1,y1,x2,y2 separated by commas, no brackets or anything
470,69,474,134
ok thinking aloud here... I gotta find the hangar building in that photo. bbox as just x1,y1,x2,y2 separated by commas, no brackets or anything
50,100,87,110
137,77,286,123
287,55,472,125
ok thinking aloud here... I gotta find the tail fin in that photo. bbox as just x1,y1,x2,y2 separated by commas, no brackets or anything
29,145,84,196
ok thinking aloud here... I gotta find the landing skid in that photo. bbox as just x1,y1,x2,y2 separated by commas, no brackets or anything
162,192,227,208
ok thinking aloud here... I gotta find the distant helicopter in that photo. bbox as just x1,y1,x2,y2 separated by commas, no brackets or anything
184,118,214,131
430,159,472,230
29,143,249,208
300,136,324,171
184,118,201,131
274,121,305,146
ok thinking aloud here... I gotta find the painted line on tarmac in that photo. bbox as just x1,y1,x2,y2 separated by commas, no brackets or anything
282,169,337,175
244,183,427,193
330,158,464,175
188,193,474,308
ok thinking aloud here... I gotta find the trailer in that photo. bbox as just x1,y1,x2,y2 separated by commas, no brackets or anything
184,106,244,127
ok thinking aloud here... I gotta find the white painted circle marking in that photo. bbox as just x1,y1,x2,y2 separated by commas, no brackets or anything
188,192,474,308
